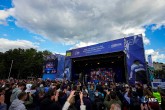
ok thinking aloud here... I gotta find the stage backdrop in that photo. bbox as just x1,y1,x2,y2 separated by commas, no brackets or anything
65,34,146,84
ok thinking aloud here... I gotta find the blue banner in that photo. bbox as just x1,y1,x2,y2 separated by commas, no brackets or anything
66,39,124,58
148,55,153,67
125,34,146,84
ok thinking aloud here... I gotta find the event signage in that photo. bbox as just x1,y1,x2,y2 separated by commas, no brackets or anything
125,34,146,84
151,82,165,89
65,34,146,84
148,55,153,67
66,39,124,58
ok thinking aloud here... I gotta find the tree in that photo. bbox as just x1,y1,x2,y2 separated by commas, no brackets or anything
0,48,51,79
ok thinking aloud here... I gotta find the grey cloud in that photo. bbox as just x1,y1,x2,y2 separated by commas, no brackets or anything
12,0,165,46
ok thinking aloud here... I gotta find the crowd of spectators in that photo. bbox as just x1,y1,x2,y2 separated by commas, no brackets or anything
0,78,164,110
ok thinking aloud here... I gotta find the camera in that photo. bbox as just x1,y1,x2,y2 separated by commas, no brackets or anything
74,91,80,95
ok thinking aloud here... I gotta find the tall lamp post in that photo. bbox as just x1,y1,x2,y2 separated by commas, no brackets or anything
8,60,14,79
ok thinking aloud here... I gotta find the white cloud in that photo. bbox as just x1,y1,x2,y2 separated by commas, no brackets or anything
145,49,165,63
53,52,66,56
0,8,14,24
0,38,39,52
2,0,165,46
71,41,96,49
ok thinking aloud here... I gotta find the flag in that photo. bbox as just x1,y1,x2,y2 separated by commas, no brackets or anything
148,55,153,67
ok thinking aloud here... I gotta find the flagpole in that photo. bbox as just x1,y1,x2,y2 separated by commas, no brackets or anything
8,60,13,79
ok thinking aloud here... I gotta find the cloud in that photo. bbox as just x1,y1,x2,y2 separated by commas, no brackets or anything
70,41,96,49
7,0,165,45
33,36,45,42
0,38,39,52
53,52,66,56
145,49,165,63
0,8,14,24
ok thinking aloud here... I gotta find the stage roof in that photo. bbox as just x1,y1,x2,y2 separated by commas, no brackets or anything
66,34,143,58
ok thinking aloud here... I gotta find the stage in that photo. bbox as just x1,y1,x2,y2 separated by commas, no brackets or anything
71,51,126,83
65,34,147,84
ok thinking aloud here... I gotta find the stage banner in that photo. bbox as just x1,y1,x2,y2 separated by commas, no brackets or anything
66,38,125,58
148,55,153,67
125,34,146,84
64,57,71,80
56,54,65,79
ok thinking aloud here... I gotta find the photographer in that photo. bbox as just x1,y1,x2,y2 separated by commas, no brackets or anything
40,90,62,110
62,91,86,110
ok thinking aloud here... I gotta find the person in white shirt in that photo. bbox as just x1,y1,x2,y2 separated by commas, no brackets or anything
62,91,86,110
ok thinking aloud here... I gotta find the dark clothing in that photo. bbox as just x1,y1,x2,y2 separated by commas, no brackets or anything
136,71,147,84
76,97,92,110
0,103,7,110
40,98,61,110
5,88,12,109
68,105,77,110
136,88,143,98
104,94,122,110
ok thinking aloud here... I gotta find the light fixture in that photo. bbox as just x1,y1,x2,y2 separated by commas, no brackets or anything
97,62,100,64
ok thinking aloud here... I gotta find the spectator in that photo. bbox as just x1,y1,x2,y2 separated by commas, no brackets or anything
124,85,131,104
110,103,121,110
76,91,92,110
0,94,7,110
9,92,27,110
62,91,86,110
143,84,153,98
104,91,122,110
88,84,96,102
135,83,143,98
40,90,62,110
10,82,26,103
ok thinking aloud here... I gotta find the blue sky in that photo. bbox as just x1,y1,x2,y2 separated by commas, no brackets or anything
0,0,165,63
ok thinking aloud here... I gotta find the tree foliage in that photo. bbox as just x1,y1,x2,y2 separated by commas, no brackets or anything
0,48,52,79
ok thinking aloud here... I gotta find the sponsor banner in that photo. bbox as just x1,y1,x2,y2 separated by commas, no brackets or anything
151,82,165,89
148,55,153,67
125,34,146,84
66,38,124,58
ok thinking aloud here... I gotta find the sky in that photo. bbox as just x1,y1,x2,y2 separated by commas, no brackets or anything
0,0,165,63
